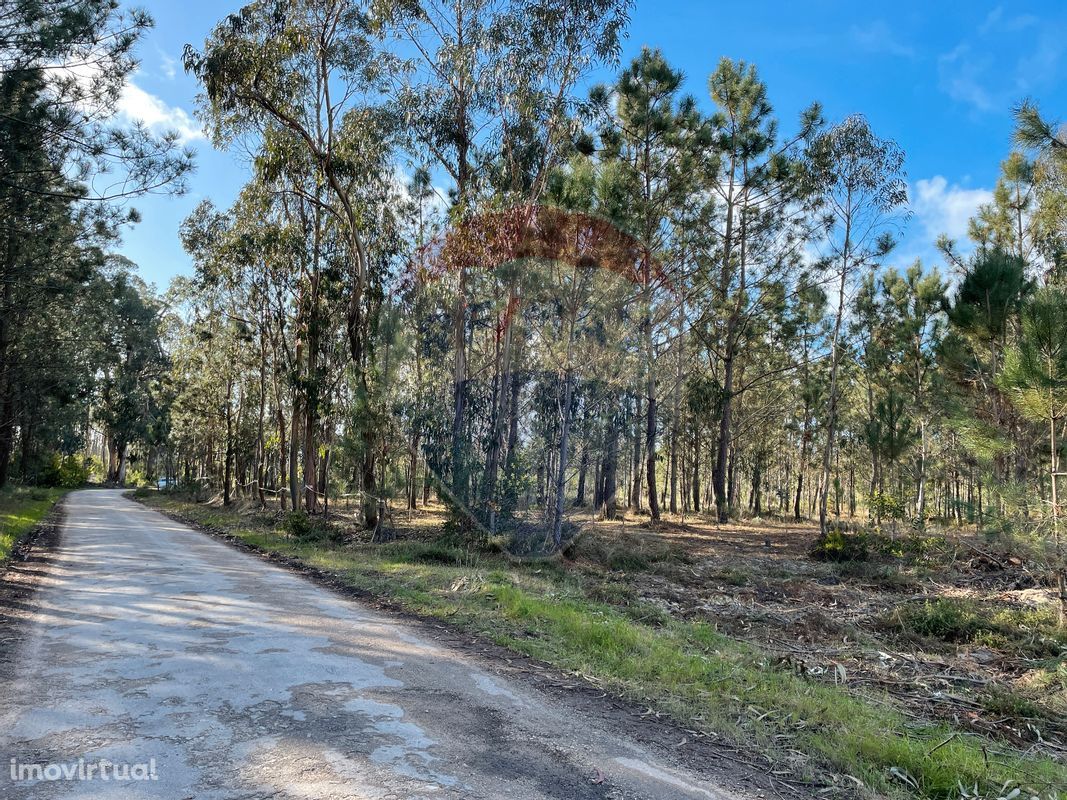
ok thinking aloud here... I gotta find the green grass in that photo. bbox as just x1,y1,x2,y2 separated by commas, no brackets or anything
137,493,1067,800
888,597,1067,658
0,487,66,563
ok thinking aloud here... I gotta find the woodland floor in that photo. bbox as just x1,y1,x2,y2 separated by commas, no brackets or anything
131,490,1067,799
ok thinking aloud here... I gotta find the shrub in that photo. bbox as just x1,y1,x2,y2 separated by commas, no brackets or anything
889,598,1067,656
378,540,471,566
39,454,90,488
282,511,344,545
810,528,869,562
869,489,906,521
568,530,686,572
891,598,985,641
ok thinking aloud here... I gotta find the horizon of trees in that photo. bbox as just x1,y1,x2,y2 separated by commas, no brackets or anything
3,0,1066,618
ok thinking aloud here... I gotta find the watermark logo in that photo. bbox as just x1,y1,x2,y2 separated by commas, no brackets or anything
8,757,158,782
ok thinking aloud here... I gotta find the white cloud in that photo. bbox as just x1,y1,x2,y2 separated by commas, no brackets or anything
937,44,995,112
117,81,203,144
48,61,203,144
979,7,1038,36
158,50,178,81
849,21,914,59
389,164,451,231
939,12,1064,113
911,176,992,242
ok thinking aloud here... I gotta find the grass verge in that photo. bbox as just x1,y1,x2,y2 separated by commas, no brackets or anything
135,492,1066,800
0,487,66,563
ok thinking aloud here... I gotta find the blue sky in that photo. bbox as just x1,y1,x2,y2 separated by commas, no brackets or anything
116,1,1067,290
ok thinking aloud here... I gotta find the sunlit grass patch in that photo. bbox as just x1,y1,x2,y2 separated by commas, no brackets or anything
0,487,65,562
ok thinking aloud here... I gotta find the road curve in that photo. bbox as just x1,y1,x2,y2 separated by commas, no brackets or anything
0,489,747,799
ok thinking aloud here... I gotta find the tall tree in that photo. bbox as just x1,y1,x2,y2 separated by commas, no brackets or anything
588,47,704,520
695,58,821,522
809,115,907,534
999,287,1067,626
0,0,190,485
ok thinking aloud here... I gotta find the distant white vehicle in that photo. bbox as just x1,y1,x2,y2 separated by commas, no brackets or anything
156,478,176,490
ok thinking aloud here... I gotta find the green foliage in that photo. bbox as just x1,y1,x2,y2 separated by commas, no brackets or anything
1000,287,1067,423
869,489,907,522
568,530,689,572
946,250,1032,345
0,486,65,561
0,0,191,489
38,455,90,488
889,598,1067,657
810,528,869,562
281,511,343,545
377,540,473,567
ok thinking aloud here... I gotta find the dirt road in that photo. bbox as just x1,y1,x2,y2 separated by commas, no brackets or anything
0,490,749,799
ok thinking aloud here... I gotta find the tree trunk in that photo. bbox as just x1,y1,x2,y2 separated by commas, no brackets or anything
819,235,851,534
575,443,588,506
713,347,735,522
223,374,234,506
631,395,643,510
601,409,619,519
915,420,927,525
289,393,301,511
691,425,701,513
646,383,660,520
551,371,575,549
116,443,129,487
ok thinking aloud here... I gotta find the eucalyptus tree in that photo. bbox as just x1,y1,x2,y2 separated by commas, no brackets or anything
809,115,907,534
368,0,631,501
186,0,406,521
93,272,169,486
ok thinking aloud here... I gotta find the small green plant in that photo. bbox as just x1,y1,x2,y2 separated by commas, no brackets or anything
870,489,906,523
282,511,343,544
711,566,750,586
379,540,472,566
892,598,986,641
889,598,1067,656
810,528,869,562
607,550,650,572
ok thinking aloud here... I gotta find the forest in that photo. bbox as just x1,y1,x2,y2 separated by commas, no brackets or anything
3,2,1067,796
7,0,1066,601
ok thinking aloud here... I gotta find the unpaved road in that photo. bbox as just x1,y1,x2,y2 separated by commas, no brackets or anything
0,490,751,799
